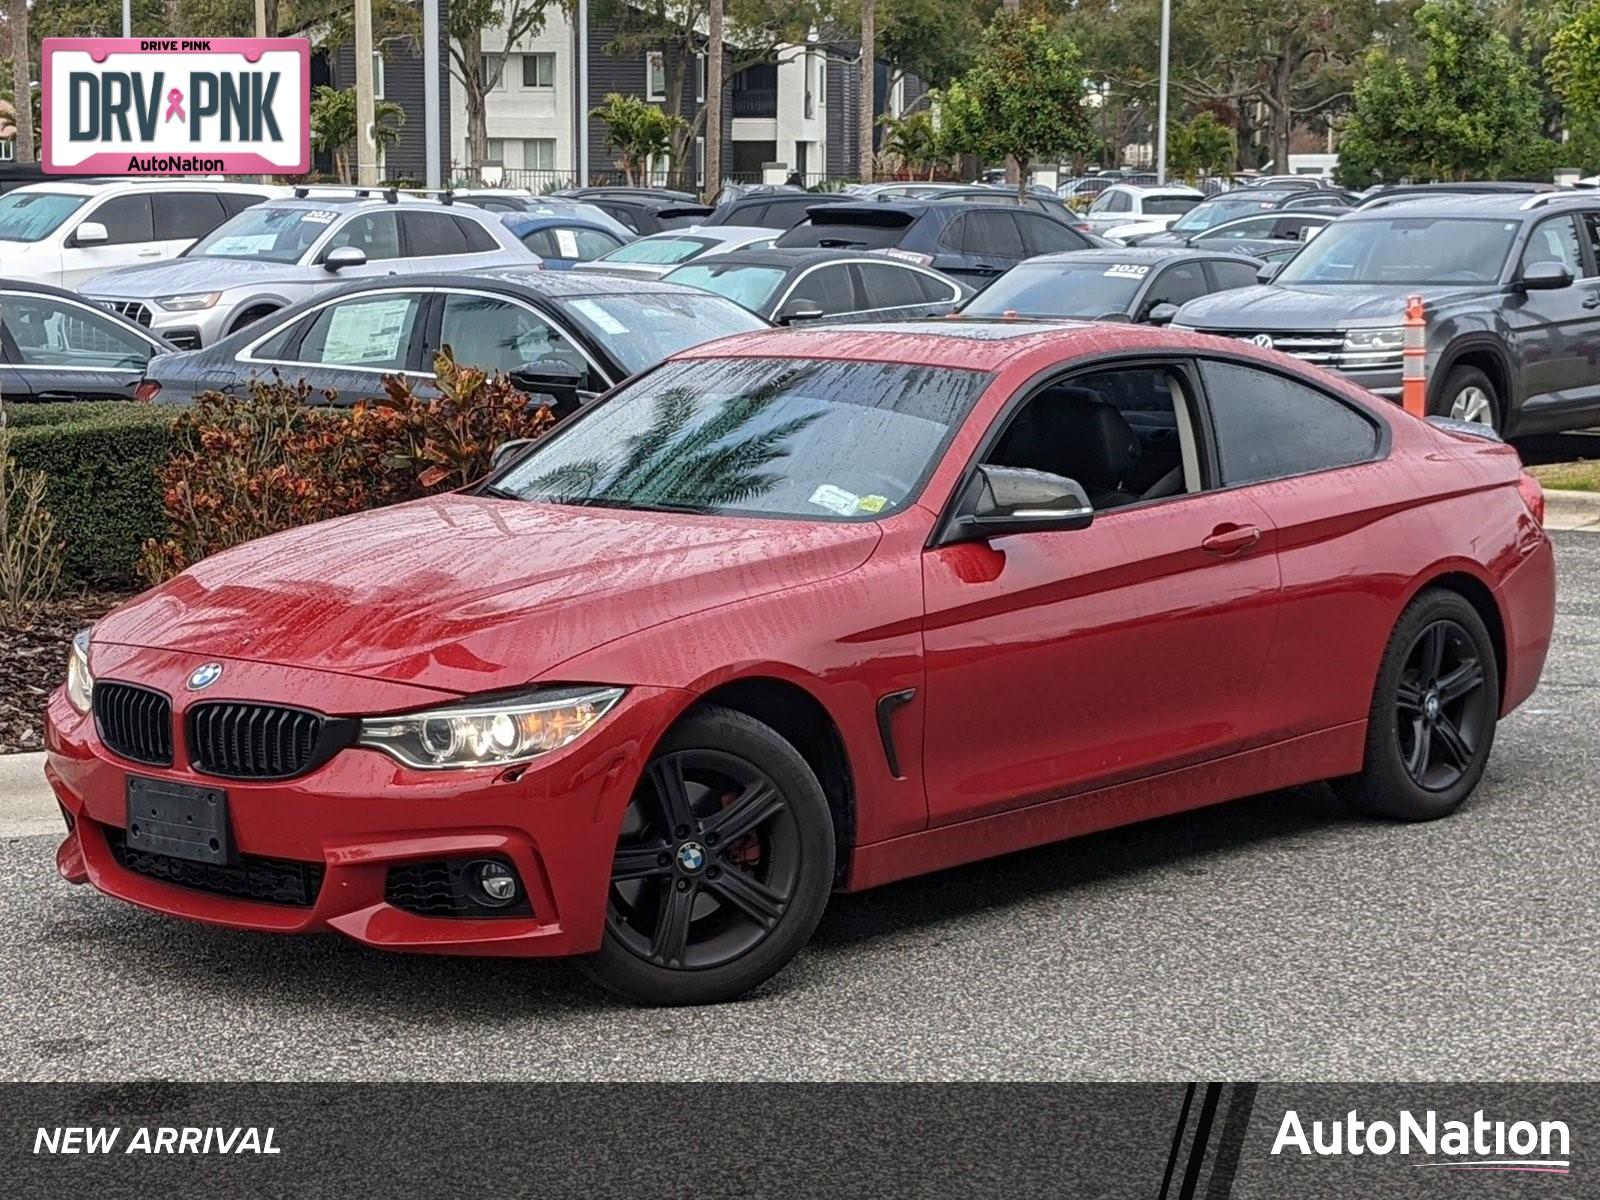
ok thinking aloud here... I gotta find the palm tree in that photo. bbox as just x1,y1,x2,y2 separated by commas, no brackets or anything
10,0,33,164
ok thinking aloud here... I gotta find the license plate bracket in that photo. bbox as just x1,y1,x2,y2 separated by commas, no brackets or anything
125,776,233,865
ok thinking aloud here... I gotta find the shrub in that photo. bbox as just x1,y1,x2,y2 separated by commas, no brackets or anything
0,422,64,627
139,353,555,583
7,402,175,590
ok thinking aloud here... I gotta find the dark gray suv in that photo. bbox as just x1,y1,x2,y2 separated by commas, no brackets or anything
1173,193,1600,434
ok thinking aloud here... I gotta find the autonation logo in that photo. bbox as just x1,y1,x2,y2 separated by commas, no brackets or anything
1272,1109,1572,1174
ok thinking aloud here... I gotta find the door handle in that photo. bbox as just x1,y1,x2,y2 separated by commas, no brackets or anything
137,249,161,257
1583,293,1600,309
1201,524,1262,556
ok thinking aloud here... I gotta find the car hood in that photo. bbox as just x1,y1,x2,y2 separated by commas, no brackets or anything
85,256,304,297
93,494,881,697
1178,282,1501,330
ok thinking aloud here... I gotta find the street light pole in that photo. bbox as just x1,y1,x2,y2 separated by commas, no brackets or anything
1156,0,1171,184
577,0,590,186
354,0,378,186
423,0,441,190
122,0,130,37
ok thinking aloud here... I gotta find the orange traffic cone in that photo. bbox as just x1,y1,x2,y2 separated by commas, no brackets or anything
1402,294,1426,418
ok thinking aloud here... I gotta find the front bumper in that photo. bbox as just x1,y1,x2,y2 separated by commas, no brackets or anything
45,653,685,958
89,296,233,349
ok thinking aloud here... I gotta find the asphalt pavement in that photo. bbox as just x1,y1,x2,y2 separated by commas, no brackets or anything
2,532,1597,1083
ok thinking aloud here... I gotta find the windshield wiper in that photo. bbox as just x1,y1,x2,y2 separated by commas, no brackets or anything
477,483,522,500
572,497,716,515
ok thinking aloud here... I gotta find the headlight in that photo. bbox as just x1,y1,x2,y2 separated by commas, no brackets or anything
66,627,94,715
1343,327,1405,352
357,685,625,770
154,291,222,312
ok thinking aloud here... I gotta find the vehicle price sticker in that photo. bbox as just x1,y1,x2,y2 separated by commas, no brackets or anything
321,298,412,365
1103,264,1151,279
302,210,338,224
203,234,277,256
555,229,580,258
809,484,861,517
569,298,629,336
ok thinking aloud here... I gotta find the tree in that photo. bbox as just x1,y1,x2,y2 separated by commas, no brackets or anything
876,0,987,92
1166,111,1234,180
1338,0,1548,183
310,84,405,183
448,0,556,174
591,92,683,184
1549,1,1600,161
935,13,1095,199
10,0,32,163
706,0,724,198
878,110,942,178
860,0,877,182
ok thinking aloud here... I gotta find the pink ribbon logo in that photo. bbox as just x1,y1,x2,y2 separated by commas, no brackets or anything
164,88,185,123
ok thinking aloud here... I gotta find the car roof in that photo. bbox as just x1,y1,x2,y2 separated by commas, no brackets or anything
1344,192,1597,219
676,318,1236,371
670,247,901,271
413,268,715,299
634,225,783,243
10,178,274,196
1106,184,1206,198
1021,247,1254,266
500,212,622,234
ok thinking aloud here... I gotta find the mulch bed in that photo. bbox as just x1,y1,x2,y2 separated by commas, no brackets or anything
1,592,129,754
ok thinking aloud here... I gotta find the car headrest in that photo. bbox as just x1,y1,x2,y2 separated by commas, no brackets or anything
1028,388,1141,489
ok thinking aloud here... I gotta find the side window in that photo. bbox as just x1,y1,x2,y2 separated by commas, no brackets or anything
571,227,623,259
722,203,769,228
250,313,307,362
401,211,472,257
765,199,818,228
1212,217,1275,241
1143,262,1209,310
855,262,933,309
1089,192,1114,214
787,264,857,313
960,212,1025,258
939,214,970,253
1,295,155,368
440,293,593,385
1581,212,1600,275
219,192,270,217
1105,190,1132,213
908,268,958,303
1207,259,1261,292
454,215,500,252
1018,214,1086,255
1519,215,1583,278
520,227,563,258
323,212,401,261
86,195,154,245
597,203,638,232
154,193,227,240
983,365,1199,511
294,292,423,369
1200,359,1379,486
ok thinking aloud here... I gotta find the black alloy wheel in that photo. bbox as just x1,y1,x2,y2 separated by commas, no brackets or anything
1337,589,1500,821
581,705,834,1005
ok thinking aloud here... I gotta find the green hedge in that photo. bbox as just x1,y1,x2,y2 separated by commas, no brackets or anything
8,402,176,589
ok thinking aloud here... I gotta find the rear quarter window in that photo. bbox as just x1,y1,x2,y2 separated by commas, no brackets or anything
1200,358,1380,485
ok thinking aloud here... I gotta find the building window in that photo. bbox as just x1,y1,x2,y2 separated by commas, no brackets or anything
819,60,827,106
646,50,666,102
373,52,386,99
696,53,706,103
523,138,556,170
0,140,13,162
481,54,505,89
523,52,555,89
485,138,505,165
696,136,705,187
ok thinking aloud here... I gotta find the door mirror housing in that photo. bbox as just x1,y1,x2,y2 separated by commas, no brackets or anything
509,358,585,416
323,245,368,272
489,438,536,471
1520,260,1574,291
73,221,109,246
1145,302,1180,326
1255,261,1282,284
944,465,1095,543
776,299,826,325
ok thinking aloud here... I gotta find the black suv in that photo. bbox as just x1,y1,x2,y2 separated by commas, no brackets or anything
1173,192,1600,435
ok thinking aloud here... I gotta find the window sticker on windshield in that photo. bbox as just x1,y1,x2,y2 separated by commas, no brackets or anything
1103,263,1151,279
322,298,412,365
204,234,278,256
856,494,888,514
570,299,629,335
303,210,338,224
809,484,861,517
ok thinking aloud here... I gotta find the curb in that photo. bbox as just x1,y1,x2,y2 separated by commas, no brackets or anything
1544,488,1600,531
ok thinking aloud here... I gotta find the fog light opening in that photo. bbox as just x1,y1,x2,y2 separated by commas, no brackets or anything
469,859,519,907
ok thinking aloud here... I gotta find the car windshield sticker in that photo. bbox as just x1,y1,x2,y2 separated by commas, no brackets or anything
555,228,580,258
321,298,412,365
1104,263,1151,279
856,494,889,514
570,298,629,336
809,484,860,517
204,234,278,256
302,210,338,224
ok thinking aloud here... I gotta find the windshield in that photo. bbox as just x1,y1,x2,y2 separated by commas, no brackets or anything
1170,194,1289,233
1275,216,1519,285
186,205,338,262
492,357,987,519
961,263,1144,318
664,263,788,312
601,236,716,265
0,192,88,242
553,291,766,375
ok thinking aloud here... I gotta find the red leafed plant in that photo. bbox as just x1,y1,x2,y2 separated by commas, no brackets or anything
138,352,554,583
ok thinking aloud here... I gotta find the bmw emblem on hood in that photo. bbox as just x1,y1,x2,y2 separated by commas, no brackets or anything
187,662,224,691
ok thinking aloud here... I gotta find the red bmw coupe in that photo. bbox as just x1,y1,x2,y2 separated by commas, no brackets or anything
46,321,1555,1005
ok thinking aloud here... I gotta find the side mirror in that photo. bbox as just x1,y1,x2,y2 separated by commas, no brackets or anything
1521,261,1574,291
490,439,535,471
73,221,109,246
1145,302,1180,326
509,358,585,417
777,299,826,325
1256,262,1282,284
324,245,368,272
946,464,1094,542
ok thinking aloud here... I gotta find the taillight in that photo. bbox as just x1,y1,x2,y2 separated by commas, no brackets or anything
1516,471,1545,526
133,380,161,403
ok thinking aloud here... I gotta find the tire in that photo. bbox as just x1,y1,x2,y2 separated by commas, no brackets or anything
1335,589,1500,821
1431,364,1501,432
579,705,835,1005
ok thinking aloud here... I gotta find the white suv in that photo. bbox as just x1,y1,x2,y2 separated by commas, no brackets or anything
0,180,285,289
